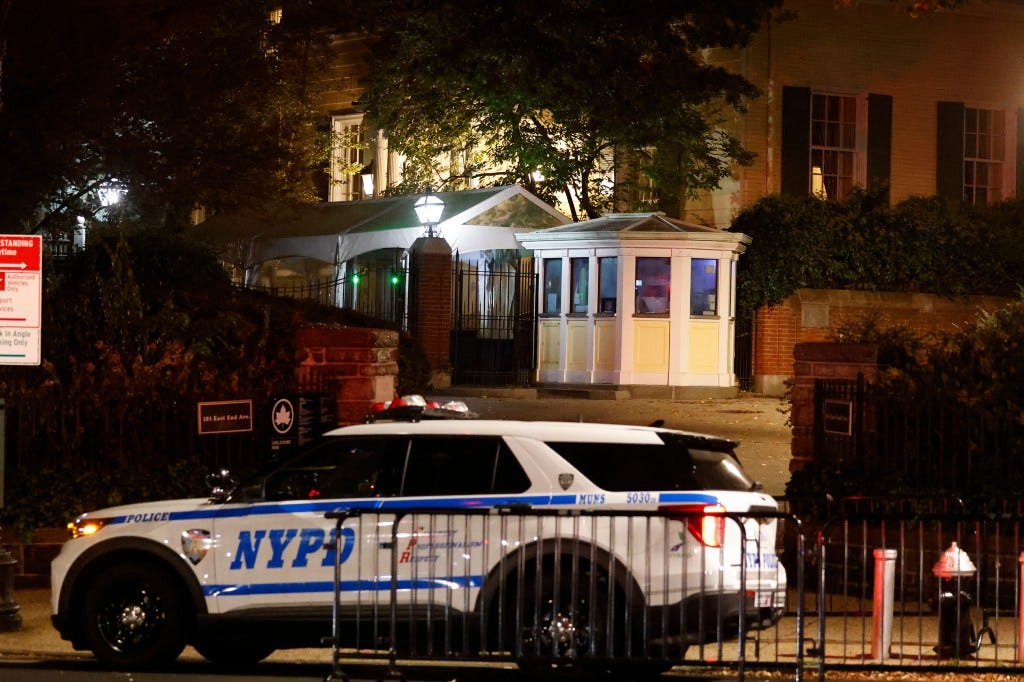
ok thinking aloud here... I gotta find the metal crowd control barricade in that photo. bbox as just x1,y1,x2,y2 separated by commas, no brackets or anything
322,505,799,681
804,496,1024,681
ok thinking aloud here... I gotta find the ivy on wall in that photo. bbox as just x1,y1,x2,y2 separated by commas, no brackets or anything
731,190,1024,319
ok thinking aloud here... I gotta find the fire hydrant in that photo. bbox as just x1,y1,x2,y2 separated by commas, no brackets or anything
932,541,977,659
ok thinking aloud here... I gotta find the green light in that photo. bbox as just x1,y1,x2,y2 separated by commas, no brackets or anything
390,274,400,285
351,273,360,285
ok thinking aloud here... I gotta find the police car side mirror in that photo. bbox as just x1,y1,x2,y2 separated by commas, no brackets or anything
206,468,236,502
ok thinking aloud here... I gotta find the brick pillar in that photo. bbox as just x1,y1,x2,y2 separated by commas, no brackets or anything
408,236,452,386
294,326,398,425
790,342,878,473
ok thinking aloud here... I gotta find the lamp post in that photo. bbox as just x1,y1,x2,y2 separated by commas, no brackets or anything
413,188,445,237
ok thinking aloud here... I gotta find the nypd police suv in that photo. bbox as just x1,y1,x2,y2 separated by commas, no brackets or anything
51,411,787,670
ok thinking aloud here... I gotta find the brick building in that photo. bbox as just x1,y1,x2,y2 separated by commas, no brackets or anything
689,0,1024,227
692,1,1024,392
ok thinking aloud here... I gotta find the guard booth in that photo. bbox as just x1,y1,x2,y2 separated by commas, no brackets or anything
517,213,751,395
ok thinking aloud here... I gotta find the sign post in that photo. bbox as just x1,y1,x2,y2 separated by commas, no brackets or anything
0,235,42,366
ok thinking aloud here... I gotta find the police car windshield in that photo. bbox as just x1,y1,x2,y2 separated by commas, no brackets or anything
545,436,755,492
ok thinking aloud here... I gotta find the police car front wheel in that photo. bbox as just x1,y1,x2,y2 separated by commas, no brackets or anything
79,560,187,668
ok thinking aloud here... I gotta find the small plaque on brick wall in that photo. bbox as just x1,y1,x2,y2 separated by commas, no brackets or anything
823,399,853,436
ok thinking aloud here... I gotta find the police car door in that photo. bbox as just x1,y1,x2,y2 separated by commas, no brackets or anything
391,435,534,616
211,435,408,630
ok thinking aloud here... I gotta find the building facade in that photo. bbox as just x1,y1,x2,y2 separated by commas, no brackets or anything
687,0,1024,227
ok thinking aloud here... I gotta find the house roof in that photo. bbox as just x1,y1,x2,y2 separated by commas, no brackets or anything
196,185,568,264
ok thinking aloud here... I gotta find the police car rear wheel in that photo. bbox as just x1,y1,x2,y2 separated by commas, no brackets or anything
80,561,187,668
516,560,610,671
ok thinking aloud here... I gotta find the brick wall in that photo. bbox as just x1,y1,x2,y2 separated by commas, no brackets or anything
754,288,1010,395
789,343,878,474
311,33,371,115
294,325,398,425
408,237,453,382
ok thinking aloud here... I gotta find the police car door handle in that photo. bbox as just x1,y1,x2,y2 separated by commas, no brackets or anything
380,541,394,550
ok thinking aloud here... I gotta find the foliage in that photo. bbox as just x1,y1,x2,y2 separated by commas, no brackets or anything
360,0,780,219
2,455,209,543
785,293,1024,503
732,191,1024,318
0,0,331,237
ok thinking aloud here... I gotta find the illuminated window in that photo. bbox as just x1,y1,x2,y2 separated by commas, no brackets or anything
810,94,857,200
690,259,718,317
634,257,670,315
598,257,617,313
570,257,588,313
329,115,364,202
964,107,1005,206
543,258,562,314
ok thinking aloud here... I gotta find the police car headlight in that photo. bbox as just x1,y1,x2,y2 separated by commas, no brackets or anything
68,517,109,539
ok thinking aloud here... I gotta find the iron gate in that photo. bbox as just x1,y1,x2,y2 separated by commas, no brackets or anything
450,259,537,386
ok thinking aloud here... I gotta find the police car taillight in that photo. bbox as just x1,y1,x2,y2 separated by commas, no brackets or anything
659,503,726,548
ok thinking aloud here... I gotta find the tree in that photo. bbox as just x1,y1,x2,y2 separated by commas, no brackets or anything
0,0,332,237
359,0,780,220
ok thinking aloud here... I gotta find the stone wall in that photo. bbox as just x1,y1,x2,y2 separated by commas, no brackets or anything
754,288,1010,395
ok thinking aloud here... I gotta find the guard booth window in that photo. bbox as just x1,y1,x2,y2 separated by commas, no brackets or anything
690,258,718,316
598,256,617,313
542,258,562,314
402,436,531,496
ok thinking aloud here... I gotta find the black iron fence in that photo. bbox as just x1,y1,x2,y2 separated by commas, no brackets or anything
813,376,1024,495
245,261,538,386
450,260,536,386
1,381,336,520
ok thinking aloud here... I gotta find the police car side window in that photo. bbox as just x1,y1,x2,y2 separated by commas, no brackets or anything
401,436,529,497
546,441,701,491
264,436,408,501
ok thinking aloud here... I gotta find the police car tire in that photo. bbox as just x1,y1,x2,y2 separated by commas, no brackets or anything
79,560,187,669
515,562,610,670
193,638,276,666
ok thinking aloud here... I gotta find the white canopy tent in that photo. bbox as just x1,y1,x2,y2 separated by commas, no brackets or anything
198,185,569,272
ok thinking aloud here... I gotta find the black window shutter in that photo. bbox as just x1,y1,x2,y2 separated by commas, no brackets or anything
936,101,965,201
1017,109,1024,199
867,94,893,202
781,86,811,197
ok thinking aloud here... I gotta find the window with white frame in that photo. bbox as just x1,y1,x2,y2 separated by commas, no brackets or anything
810,93,857,200
570,257,589,313
542,258,562,314
964,107,1005,206
330,115,365,202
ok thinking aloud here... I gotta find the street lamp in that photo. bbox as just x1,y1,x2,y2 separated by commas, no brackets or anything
413,188,445,238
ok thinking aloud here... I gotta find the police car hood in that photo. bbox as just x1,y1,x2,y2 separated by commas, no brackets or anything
79,497,214,523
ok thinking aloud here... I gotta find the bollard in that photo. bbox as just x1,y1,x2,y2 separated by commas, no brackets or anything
932,541,976,659
872,548,898,661
0,540,22,632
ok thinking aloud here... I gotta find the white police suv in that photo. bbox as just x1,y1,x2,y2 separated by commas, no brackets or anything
51,413,787,671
